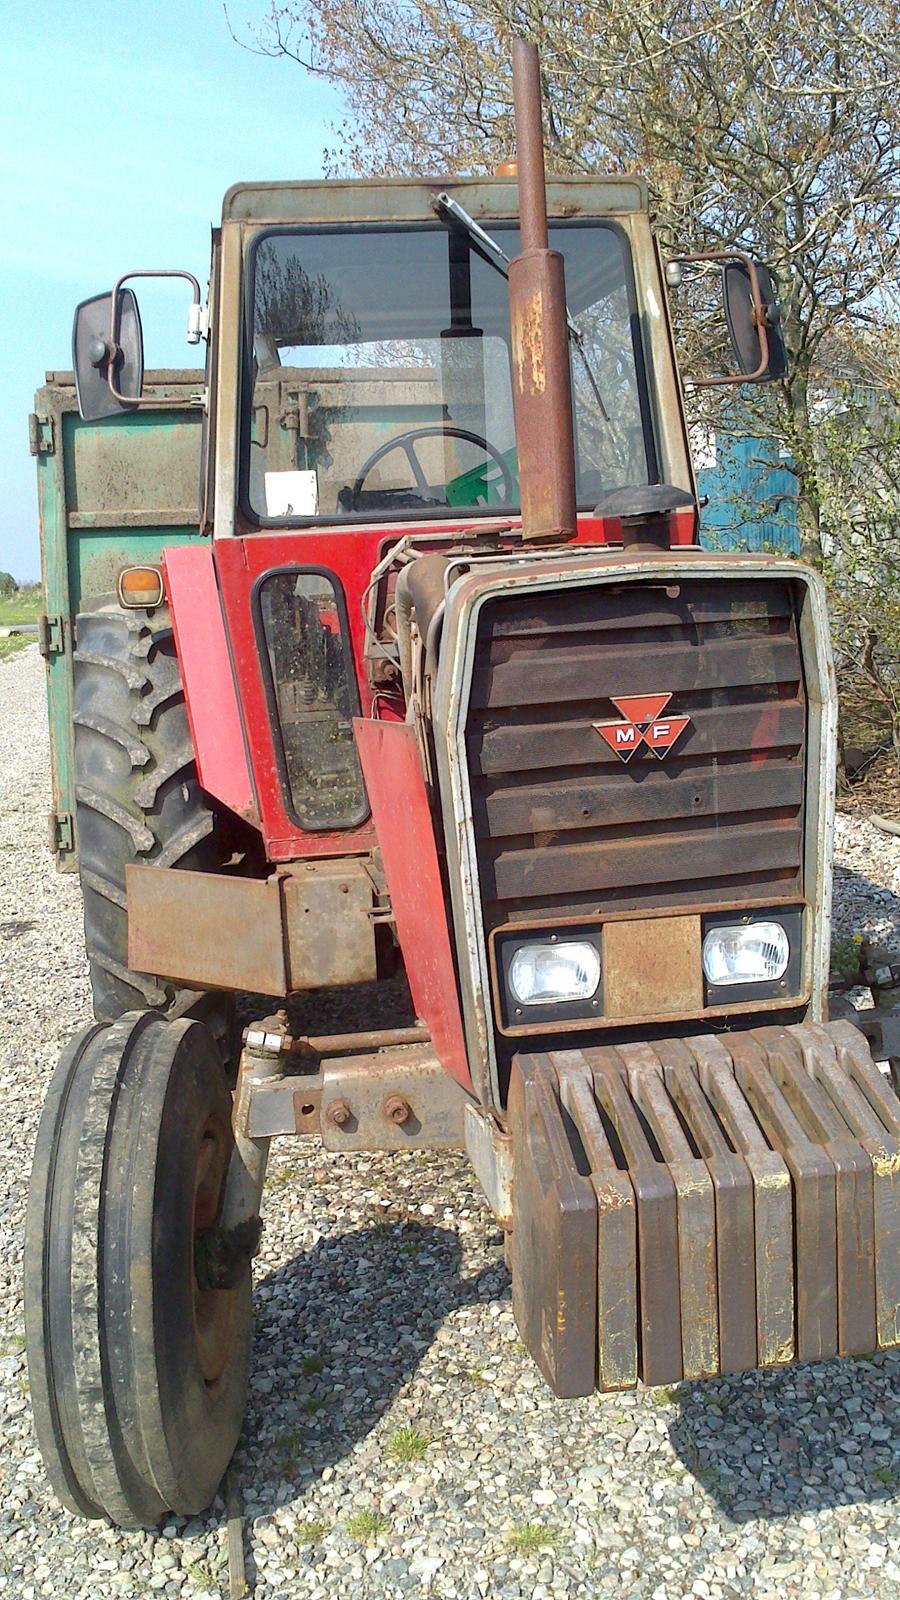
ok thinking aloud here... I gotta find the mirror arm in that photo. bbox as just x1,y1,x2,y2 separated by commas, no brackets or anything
106,270,203,405
666,247,771,387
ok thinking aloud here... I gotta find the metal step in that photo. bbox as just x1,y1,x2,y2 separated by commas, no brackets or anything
508,1021,900,1397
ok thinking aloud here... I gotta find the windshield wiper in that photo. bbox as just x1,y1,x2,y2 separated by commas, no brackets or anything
431,191,611,424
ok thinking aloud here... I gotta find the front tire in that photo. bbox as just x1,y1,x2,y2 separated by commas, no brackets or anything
25,1012,252,1526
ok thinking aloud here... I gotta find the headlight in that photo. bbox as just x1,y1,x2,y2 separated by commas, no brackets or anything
701,921,789,987
508,940,602,1007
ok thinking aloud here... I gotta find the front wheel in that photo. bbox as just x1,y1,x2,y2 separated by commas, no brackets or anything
25,1012,252,1526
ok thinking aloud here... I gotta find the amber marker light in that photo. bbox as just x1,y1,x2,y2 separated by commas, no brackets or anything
117,565,165,608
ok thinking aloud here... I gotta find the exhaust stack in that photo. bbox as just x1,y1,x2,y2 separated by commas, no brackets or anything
508,39,578,543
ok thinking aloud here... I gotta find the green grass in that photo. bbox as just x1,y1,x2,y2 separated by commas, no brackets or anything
183,1560,219,1591
300,1519,329,1544
507,1522,560,1554
831,932,864,982
302,1354,324,1375
0,634,32,663
386,1425,431,1463
346,1509,390,1540
681,1437,724,1496
266,1161,303,1188
275,1430,300,1472
300,1396,326,1414
650,1384,681,1406
0,588,41,626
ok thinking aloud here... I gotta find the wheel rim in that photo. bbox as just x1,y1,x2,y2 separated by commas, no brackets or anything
192,1116,238,1385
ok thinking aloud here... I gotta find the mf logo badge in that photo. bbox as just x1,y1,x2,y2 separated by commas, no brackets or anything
594,693,691,764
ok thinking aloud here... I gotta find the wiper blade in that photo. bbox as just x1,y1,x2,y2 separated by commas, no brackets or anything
432,192,512,271
430,191,610,424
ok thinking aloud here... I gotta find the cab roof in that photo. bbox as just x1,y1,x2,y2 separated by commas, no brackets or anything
222,174,649,227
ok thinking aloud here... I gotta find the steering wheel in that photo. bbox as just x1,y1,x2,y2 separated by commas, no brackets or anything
348,425,515,511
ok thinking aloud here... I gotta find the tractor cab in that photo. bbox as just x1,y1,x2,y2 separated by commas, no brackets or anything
243,203,653,521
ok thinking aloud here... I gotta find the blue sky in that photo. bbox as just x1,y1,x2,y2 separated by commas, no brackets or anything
0,0,344,580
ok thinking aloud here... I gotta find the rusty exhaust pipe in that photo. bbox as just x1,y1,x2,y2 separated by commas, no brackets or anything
508,38,577,543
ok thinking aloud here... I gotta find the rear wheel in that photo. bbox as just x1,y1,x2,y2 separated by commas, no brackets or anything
72,599,231,1027
24,1012,252,1526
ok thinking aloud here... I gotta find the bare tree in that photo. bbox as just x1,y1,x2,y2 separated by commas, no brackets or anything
233,0,900,564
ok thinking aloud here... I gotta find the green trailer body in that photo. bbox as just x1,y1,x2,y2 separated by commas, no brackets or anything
31,369,206,868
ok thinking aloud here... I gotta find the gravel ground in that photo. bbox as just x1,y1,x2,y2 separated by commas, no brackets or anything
2,641,900,1600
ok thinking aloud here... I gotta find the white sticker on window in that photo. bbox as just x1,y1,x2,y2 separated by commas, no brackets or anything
264,470,318,517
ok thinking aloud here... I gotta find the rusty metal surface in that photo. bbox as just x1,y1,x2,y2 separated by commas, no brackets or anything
463,1103,515,1230
658,1040,757,1375
221,175,651,226
127,865,287,994
508,251,578,544
802,1021,900,1346
756,1026,877,1356
508,1055,597,1398
282,859,376,990
621,1043,719,1380
245,1075,323,1138
319,1050,470,1151
604,916,703,1021
128,860,379,996
246,1047,471,1148
505,1023,900,1395
507,40,578,545
511,40,550,254
728,1031,838,1362
434,550,834,1105
586,1049,683,1387
554,1055,638,1390
288,1025,430,1059
465,578,806,936
688,1033,795,1367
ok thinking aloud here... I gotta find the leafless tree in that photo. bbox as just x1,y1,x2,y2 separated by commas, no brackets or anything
232,0,900,564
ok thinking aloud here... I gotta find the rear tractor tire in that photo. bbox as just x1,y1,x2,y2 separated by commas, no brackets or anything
72,599,231,1030
24,1012,252,1526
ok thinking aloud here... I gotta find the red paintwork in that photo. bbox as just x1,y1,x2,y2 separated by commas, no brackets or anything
670,505,697,545
353,717,472,1089
163,545,256,822
213,530,384,859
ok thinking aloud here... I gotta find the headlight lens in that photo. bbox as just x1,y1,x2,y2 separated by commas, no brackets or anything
702,921,789,987
508,940,601,1006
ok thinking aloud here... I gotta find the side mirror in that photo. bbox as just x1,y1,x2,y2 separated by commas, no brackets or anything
666,250,786,386
71,270,203,421
72,289,144,421
723,259,786,382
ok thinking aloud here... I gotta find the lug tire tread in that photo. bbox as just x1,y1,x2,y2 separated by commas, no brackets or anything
73,600,225,1022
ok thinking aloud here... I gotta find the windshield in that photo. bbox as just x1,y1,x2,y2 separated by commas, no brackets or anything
243,219,655,523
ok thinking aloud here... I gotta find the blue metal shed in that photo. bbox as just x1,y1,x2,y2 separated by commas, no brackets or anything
696,425,798,553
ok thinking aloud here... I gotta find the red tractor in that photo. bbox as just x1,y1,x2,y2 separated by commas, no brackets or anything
25,41,900,1528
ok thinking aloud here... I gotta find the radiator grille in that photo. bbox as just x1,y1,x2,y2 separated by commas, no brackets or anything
464,579,806,933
